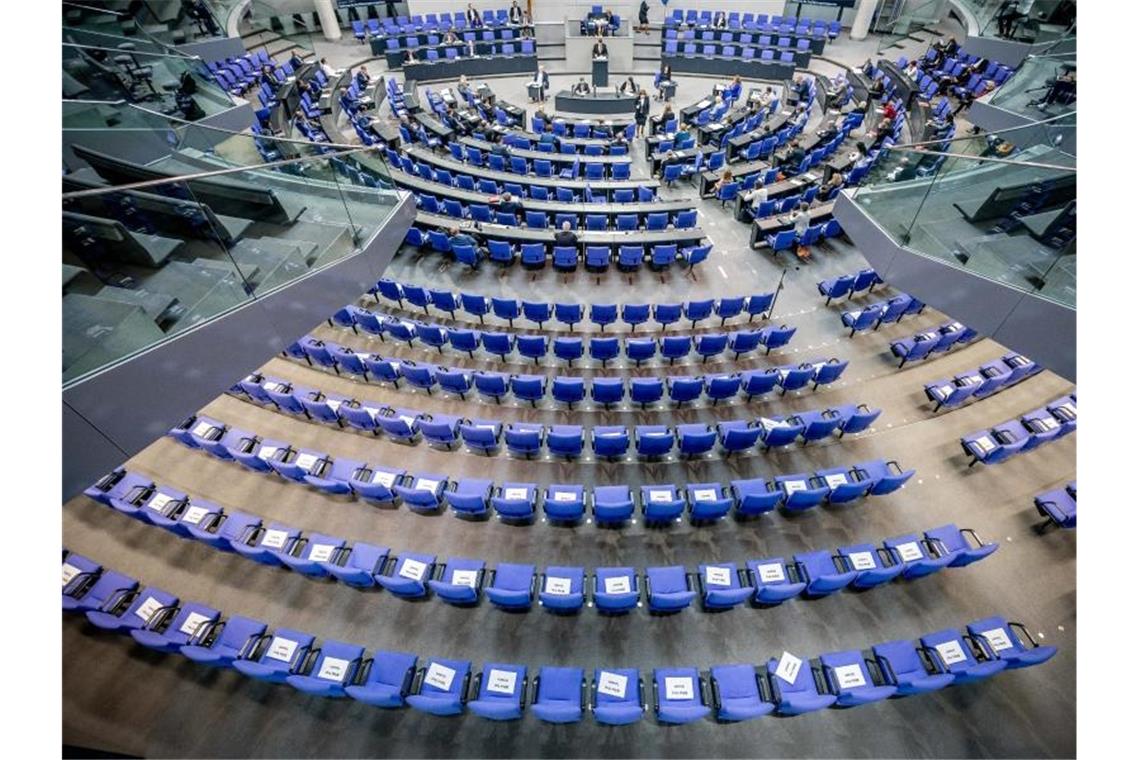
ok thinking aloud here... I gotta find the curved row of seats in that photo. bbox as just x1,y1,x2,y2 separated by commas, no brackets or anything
62,555,1056,723
75,481,994,611
840,295,926,336
443,143,633,181
370,278,778,331
817,269,884,305
229,368,881,456
924,353,1042,412
282,342,848,408
961,394,1076,466
400,146,656,202
1034,482,1075,530
891,321,979,367
663,10,839,39
318,314,799,367
413,192,697,232
163,415,911,520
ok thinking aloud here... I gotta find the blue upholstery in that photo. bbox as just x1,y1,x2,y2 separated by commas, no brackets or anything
710,664,773,721
646,565,696,612
469,663,527,720
819,650,897,706
407,658,471,715
486,563,536,609
427,557,485,605
539,566,585,612
653,668,710,724
767,654,836,715
592,668,644,725
532,667,584,723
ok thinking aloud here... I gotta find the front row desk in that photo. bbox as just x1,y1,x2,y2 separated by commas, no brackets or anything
414,210,707,252
747,201,837,249
661,54,796,81
554,90,637,116
402,54,538,83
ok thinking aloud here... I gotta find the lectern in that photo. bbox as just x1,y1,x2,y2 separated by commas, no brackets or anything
592,56,608,87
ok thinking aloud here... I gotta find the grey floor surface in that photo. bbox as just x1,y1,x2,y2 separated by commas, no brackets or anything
62,18,1075,760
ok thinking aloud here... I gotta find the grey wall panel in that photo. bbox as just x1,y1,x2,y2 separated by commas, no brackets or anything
993,293,1075,381
834,192,1075,381
62,194,415,499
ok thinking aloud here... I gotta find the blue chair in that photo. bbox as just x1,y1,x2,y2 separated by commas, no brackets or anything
344,650,419,708
593,485,634,525
553,337,584,366
180,614,268,667
618,245,643,271
687,483,732,521
459,420,502,455
592,426,630,459
653,668,710,724
635,425,674,458
232,628,315,683
592,567,639,613
677,423,717,457
590,378,625,409
653,302,682,330
924,524,999,567
544,483,585,522
521,242,547,269
667,376,703,405
718,420,762,454
511,374,547,406
870,639,955,697
794,550,857,596
426,557,485,605
443,479,493,518
407,659,471,716
505,422,545,458
538,567,585,613
592,668,644,725
819,651,897,706
547,425,584,459
767,654,836,715
747,557,804,604
966,616,1058,669
590,303,618,330
583,246,608,272
532,667,584,723
837,543,905,589
641,484,685,523
377,552,436,597
882,533,956,579
698,563,753,610
646,566,696,612
486,563,536,610
626,338,656,366
710,664,774,722
589,337,620,367
516,335,548,364
918,629,1007,685
660,335,692,364
468,663,528,721
630,378,664,409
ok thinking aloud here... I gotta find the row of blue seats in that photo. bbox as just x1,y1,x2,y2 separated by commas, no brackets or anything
664,11,839,39
282,338,848,405
924,353,1042,412
62,556,1055,723
961,394,1077,466
227,371,882,457
817,269,884,305
375,27,525,48
369,278,777,329
1034,482,1076,530
891,321,979,367
164,415,909,520
416,193,696,231
442,143,632,181
663,41,799,62
397,149,658,203
407,226,711,272
319,313,798,366
352,10,518,36
75,479,991,610
840,295,926,337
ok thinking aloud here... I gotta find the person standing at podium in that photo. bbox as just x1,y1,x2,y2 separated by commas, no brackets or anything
592,36,608,59
637,0,650,34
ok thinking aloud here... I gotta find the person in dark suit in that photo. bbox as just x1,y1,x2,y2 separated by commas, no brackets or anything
534,65,550,101
554,221,579,248
592,37,608,58
634,89,650,136
466,4,483,27
355,66,371,88
637,0,650,33
780,139,805,172
492,191,521,221
713,11,727,29
572,77,592,95
509,1,523,24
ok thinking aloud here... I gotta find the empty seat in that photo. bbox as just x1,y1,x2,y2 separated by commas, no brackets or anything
767,652,836,715
407,658,472,715
646,565,696,612
918,629,1007,684
544,483,585,522
286,641,366,698
710,664,773,722
468,663,527,721
539,566,585,613
965,616,1057,669
699,563,752,610
819,650,897,706
180,614,268,667
376,552,436,598
871,639,955,697
593,567,639,613
427,557,485,605
592,668,644,725
593,485,634,525
653,668,710,724
486,563,536,610
233,628,315,683
532,666,585,723
344,650,419,708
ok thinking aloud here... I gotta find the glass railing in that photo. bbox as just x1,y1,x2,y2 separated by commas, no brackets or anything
849,118,1076,308
63,0,224,47
874,0,946,53
960,0,1076,43
62,112,402,386
987,52,1076,120
62,42,234,119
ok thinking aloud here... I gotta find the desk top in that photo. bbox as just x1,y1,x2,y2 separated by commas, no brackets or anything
460,135,630,165
416,210,705,245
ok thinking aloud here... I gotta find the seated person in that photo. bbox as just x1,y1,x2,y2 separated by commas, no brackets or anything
594,119,614,138
657,149,687,178
619,76,638,95
449,227,484,258
779,139,806,172
815,173,844,204
572,77,592,95
867,77,885,101
443,30,458,45
491,191,521,221
711,169,734,195
903,60,921,80
743,184,768,212
816,116,842,144
554,220,579,248
713,11,727,29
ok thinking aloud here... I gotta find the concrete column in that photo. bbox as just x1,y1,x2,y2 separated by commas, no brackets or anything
314,0,342,41
850,0,877,40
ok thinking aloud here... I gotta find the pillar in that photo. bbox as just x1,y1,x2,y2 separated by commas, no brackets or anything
314,0,341,42
850,0,877,41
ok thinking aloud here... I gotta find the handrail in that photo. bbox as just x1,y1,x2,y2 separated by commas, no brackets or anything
864,148,1074,172
886,111,1076,152
61,143,391,201
62,40,199,61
